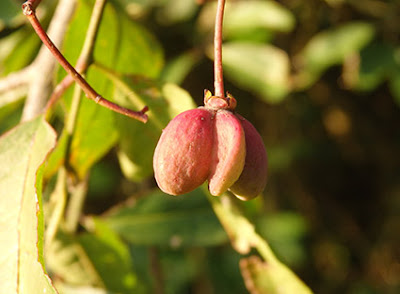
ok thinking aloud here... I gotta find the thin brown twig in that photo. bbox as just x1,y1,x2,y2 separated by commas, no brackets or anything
214,0,226,98
22,1,148,123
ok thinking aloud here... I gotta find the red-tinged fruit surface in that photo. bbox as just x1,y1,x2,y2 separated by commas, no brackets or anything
229,115,268,200
153,108,214,195
153,91,267,200
208,110,245,196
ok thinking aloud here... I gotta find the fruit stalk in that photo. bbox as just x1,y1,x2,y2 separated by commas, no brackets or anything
214,0,226,98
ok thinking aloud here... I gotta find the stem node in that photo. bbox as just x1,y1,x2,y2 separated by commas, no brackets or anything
22,3,34,16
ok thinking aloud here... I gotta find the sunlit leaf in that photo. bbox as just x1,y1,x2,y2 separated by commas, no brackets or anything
240,255,311,294
55,67,119,180
48,228,144,294
156,0,198,25
221,42,291,103
0,116,57,294
224,0,295,36
295,22,375,88
198,0,295,40
62,0,163,78
101,189,228,246
44,129,69,179
68,69,119,179
54,285,108,294
54,0,164,179
48,226,144,293
47,232,102,287
97,67,196,181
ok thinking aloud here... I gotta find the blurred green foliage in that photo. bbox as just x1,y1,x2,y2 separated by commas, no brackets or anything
0,0,399,294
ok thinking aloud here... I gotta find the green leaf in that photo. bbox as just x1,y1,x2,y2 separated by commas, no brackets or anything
101,189,228,246
198,0,295,40
0,85,26,114
0,0,23,29
0,27,41,74
207,248,247,294
69,71,119,179
296,22,375,88
256,212,308,266
62,0,163,78
54,285,108,294
46,232,103,288
349,43,396,91
0,95,24,134
0,116,57,294
223,0,295,36
97,67,196,181
55,0,165,179
44,130,69,179
160,51,202,85
156,0,198,25
207,192,313,294
80,219,144,294
50,67,119,180
161,250,200,294
221,42,291,103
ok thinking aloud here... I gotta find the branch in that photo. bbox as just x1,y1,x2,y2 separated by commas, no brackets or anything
0,67,31,109
0,67,31,95
22,0,148,123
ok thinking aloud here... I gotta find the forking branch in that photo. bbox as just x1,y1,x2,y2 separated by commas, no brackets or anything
21,0,148,123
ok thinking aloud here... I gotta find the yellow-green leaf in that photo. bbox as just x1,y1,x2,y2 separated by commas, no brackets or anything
295,22,375,88
0,116,57,294
221,42,291,103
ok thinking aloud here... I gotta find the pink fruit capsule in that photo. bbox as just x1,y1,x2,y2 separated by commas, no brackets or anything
229,115,268,200
153,91,267,200
153,108,214,195
208,110,245,196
